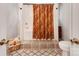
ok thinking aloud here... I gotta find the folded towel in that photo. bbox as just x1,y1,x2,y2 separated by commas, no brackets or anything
71,38,79,44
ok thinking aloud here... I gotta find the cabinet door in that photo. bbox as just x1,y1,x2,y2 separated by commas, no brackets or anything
70,44,79,56
0,45,7,56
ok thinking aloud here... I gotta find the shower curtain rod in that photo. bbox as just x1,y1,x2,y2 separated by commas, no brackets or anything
23,3,54,5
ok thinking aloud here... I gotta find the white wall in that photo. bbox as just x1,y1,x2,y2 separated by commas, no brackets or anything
59,3,79,40
0,4,8,39
7,4,19,39
59,3,72,40
0,3,19,40
72,4,79,38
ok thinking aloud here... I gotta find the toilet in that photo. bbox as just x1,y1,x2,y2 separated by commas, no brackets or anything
59,41,71,56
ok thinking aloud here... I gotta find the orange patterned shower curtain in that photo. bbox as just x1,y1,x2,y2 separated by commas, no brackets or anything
33,4,54,40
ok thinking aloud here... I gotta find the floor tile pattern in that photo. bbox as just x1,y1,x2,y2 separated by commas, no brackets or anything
8,48,62,56
8,40,62,56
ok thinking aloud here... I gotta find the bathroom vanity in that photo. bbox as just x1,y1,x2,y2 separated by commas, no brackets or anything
70,43,79,56
0,44,7,56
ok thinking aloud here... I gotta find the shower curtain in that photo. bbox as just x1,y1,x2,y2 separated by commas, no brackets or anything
33,4,54,40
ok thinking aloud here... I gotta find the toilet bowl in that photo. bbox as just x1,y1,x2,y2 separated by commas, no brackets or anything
59,41,71,55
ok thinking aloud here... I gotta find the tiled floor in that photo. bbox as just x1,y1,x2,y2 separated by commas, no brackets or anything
9,48,62,56
8,40,62,56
